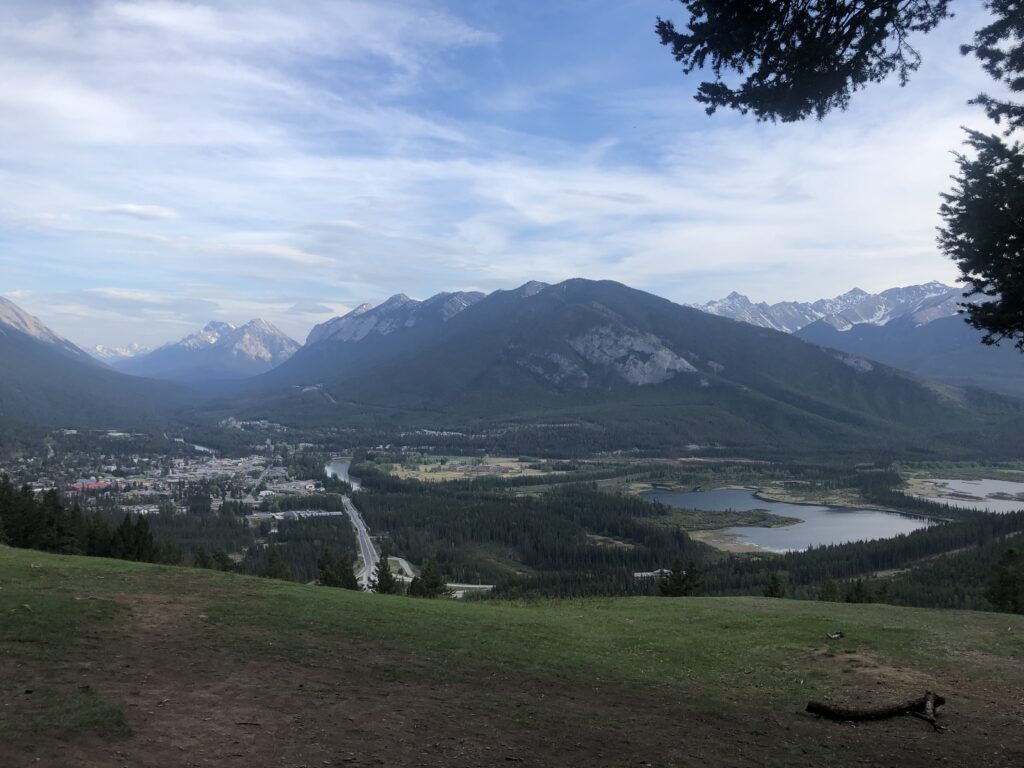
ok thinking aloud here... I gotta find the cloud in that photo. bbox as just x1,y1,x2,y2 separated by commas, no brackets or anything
289,301,334,314
0,0,999,348
94,204,179,220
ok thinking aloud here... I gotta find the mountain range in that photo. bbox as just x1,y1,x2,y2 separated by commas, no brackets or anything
113,320,299,382
699,283,1024,398
3,283,1023,456
698,281,963,333
214,279,1024,455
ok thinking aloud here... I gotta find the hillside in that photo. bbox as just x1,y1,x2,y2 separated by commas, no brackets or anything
219,279,1024,456
0,299,188,428
2,548,1022,767
796,314,1024,399
698,283,1024,398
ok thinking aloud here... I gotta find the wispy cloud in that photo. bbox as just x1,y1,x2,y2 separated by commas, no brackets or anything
0,0,998,347
94,204,179,220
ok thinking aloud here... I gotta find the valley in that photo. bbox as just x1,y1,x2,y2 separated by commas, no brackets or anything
8,3,1024,764
3,280,1024,765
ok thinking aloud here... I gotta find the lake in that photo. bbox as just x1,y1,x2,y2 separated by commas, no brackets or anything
642,487,930,552
912,478,1024,514
325,459,361,491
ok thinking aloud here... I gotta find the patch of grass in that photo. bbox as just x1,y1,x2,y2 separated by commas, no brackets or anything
1,686,130,743
4,544,1024,758
202,574,1024,704
649,507,802,531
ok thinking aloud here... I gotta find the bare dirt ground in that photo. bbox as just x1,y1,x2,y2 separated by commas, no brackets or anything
4,590,1024,768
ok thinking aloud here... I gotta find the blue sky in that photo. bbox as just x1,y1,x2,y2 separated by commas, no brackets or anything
0,0,1002,348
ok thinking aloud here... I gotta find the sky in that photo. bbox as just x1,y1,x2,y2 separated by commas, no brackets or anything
0,0,1005,349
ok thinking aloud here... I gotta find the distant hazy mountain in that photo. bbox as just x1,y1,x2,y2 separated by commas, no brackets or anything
699,282,1023,398
698,281,958,333
0,296,185,427
92,343,150,363
219,280,1024,455
796,314,1024,399
115,319,299,382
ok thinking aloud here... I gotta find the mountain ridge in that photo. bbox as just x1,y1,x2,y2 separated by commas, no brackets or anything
114,319,299,382
213,279,1024,455
698,282,1023,398
0,295,187,427
697,281,960,333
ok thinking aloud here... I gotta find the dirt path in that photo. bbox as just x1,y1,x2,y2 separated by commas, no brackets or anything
6,592,1024,768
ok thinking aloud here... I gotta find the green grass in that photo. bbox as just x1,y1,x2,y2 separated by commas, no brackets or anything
649,507,802,531
3,545,1024,753
1,686,130,742
0,549,136,744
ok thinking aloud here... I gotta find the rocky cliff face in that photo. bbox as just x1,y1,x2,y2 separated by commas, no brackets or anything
306,291,485,345
568,326,696,386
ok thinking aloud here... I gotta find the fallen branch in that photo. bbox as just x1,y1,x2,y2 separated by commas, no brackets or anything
806,691,946,731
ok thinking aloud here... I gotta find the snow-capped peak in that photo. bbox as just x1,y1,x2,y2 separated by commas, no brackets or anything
698,282,961,334
92,343,150,362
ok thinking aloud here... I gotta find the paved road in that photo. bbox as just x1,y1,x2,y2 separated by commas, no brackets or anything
343,495,379,589
392,556,416,579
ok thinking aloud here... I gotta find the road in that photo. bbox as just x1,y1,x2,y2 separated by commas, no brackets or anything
344,505,494,595
343,495,379,589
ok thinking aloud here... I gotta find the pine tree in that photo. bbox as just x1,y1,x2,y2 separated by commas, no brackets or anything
212,549,236,572
658,559,704,597
845,578,873,604
408,557,448,598
336,552,360,590
194,546,214,569
988,548,1024,614
370,555,399,594
819,577,839,602
262,549,293,581
317,549,339,586
317,549,360,589
763,572,785,598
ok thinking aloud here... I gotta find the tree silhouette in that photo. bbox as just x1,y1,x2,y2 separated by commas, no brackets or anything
370,554,399,594
262,549,293,581
988,548,1024,614
658,1,1024,347
656,1,951,122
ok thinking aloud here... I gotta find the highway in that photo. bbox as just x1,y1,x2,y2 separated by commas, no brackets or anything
342,495,379,589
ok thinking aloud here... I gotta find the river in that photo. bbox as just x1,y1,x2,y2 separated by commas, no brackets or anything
642,487,931,552
325,459,361,491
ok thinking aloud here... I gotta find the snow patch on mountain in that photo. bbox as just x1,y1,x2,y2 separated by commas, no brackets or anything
92,343,150,362
833,352,874,373
699,282,962,334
